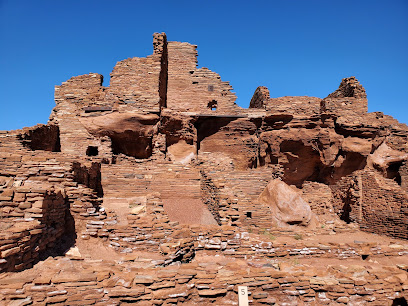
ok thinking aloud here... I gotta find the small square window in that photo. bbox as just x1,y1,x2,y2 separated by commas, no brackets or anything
86,146,98,156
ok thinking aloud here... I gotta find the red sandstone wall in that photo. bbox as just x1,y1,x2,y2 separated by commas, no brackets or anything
18,124,60,152
54,73,106,107
301,181,335,216
50,34,168,158
52,73,113,158
166,41,240,114
332,170,408,239
249,86,270,109
267,96,322,116
252,77,368,117
107,33,167,113
400,161,408,192
0,186,72,272
197,118,259,170
360,171,408,239
322,76,368,116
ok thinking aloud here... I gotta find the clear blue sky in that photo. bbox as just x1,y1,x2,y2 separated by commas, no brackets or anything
1,0,407,130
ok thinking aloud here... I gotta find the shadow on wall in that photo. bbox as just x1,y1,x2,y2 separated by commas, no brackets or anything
18,124,61,152
386,161,403,185
194,117,237,153
392,297,407,306
279,140,321,187
39,191,77,261
109,131,153,159
72,161,103,197
267,140,367,187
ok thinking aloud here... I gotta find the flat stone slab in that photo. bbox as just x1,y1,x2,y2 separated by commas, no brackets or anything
162,198,218,225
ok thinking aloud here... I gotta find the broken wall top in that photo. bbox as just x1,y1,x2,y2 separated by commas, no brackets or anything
249,76,368,117
51,32,241,119
47,32,408,163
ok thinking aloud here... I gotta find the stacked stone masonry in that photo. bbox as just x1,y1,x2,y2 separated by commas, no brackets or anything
1,33,408,305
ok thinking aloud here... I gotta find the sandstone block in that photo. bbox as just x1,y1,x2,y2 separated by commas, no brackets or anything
257,179,314,227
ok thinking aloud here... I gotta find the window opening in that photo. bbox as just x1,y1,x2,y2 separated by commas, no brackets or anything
86,146,99,156
208,100,217,111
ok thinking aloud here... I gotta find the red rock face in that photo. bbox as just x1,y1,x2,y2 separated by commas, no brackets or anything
0,33,408,305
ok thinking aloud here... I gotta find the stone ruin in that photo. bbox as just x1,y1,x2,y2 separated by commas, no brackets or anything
0,32,407,305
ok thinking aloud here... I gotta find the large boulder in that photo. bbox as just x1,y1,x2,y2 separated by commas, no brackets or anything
258,179,314,227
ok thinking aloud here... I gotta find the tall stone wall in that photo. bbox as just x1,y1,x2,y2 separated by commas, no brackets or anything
54,73,106,108
51,73,112,157
53,33,168,116
49,33,168,158
108,32,167,113
166,42,240,114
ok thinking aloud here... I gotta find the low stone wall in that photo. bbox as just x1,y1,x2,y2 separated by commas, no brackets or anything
0,189,69,272
0,255,406,305
332,170,408,239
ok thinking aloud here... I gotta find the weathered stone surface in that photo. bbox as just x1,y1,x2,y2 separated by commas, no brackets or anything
0,32,407,306
257,179,314,227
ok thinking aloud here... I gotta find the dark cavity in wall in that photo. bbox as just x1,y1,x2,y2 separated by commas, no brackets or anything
39,191,76,261
159,34,168,110
86,146,99,156
18,124,61,152
325,150,367,185
109,131,153,159
194,117,236,153
340,200,353,224
386,161,403,185
335,181,359,224
279,140,321,187
392,297,407,306
72,161,103,197
259,144,278,166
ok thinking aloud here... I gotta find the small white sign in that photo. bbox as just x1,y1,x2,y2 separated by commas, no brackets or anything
238,285,249,306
